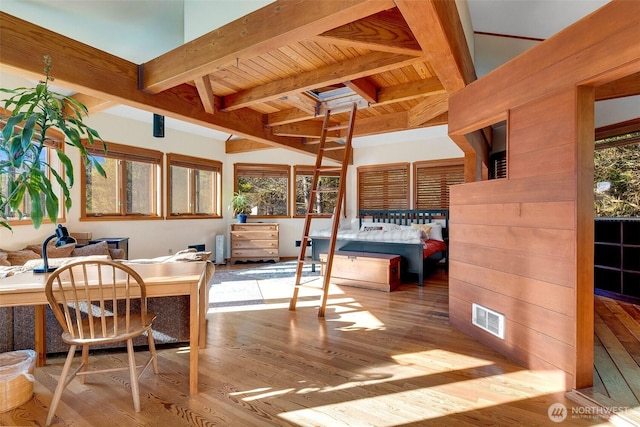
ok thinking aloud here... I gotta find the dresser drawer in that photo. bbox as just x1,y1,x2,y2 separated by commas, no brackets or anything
232,239,279,249
231,248,279,258
231,231,279,240
231,224,278,232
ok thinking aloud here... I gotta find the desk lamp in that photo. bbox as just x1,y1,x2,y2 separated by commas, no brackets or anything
33,225,77,274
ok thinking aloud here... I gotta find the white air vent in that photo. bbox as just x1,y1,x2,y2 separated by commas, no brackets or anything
472,303,505,339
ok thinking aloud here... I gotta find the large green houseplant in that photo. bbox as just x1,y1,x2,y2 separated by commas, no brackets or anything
0,56,106,230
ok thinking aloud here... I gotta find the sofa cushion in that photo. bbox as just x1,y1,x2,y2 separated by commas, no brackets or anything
25,240,76,258
0,251,9,266
71,241,111,257
5,249,40,266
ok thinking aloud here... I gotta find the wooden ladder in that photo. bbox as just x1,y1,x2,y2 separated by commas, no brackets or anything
289,103,357,317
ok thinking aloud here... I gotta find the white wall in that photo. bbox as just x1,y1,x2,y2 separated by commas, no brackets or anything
1,72,463,259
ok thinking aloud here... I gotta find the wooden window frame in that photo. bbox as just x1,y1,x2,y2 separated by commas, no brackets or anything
357,163,410,213
234,163,290,218
80,140,163,221
167,153,222,219
413,158,464,210
293,165,342,218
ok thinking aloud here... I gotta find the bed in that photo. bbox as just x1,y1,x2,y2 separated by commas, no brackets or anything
310,209,449,285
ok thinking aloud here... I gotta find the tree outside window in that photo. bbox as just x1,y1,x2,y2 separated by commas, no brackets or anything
234,163,289,217
81,141,162,219
168,153,221,218
294,166,340,217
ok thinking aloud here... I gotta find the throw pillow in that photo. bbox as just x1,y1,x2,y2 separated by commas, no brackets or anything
6,249,41,266
428,223,444,241
71,241,111,258
0,251,10,266
411,223,432,234
25,240,76,258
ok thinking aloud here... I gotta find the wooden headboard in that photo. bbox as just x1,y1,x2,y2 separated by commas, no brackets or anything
359,209,449,234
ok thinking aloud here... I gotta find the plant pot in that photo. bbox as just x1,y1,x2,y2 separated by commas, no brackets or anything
237,214,248,223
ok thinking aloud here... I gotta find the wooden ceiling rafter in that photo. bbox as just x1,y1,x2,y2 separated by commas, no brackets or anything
140,0,396,94
1,0,485,161
221,52,423,111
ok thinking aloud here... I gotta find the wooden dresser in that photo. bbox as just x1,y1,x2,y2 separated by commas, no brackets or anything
230,223,279,264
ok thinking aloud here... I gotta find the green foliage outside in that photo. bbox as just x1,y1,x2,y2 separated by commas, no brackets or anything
594,142,639,217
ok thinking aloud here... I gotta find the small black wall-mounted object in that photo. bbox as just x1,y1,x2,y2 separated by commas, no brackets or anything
153,114,165,138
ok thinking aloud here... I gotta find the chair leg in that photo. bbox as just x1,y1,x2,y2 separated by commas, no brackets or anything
147,329,158,374
46,345,77,427
126,339,141,412
80,345,89,383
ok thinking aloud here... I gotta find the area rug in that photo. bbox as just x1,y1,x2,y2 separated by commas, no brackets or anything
208,260,319,307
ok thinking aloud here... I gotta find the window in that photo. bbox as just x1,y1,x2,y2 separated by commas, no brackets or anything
1,109,64,224
234,163,289,217
414,158,464,209
81,141,163,219
357,163,409,211
167,153,221,218
294,166,341,217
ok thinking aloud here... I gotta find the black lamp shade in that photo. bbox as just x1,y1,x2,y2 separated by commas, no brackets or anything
33,225,76,274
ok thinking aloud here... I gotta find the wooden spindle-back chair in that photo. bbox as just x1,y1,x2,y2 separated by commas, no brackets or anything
44,259,158,426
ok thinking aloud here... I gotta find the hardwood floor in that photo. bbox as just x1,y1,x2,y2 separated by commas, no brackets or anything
571,295,640,426
0,265,631,426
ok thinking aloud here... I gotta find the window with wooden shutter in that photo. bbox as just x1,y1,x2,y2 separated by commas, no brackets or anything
414,158,464,209
357,163,409,211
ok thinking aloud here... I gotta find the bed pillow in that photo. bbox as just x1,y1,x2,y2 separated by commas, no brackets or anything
359,222,401,232
428,223,444,241
411,223,432,234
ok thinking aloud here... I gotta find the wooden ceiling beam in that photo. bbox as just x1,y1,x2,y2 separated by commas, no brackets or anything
225,138,275,154
408,93,449,127
378,77,445,103
141,0,396,94
267,77,445,126
272,121,341,139
222,52,421,111
313,9,422,56
395,0,476,93
279,93,318,115
344,78,378,104
0,12,344,160
194,76,217,114
68,93,116,115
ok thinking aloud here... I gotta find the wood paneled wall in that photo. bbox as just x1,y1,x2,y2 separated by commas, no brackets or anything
447,0,640,391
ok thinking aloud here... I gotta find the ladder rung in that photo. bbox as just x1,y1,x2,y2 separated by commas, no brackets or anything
321,145,346,151
303,235,329,240
316,166,342,172
325,137,346,143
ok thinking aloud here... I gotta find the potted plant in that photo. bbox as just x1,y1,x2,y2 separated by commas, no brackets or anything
0,55,106,230
229,191,251,223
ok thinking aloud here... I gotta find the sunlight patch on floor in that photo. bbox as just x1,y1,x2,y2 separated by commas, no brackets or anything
276,370,573,426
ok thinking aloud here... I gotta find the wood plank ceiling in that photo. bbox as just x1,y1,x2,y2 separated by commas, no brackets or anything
0,0,478,162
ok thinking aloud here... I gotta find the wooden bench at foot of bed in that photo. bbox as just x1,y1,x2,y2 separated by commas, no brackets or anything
319,251,402,292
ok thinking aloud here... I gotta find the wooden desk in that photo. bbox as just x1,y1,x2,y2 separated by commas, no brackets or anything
0,261,208,394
